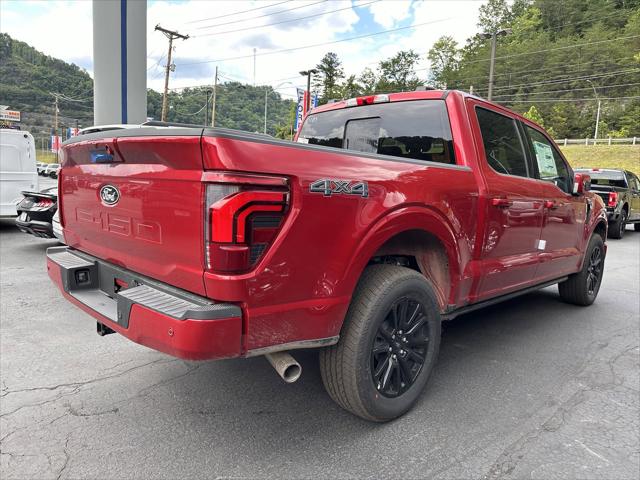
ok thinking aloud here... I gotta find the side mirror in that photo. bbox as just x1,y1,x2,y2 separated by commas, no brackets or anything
573,173,591,195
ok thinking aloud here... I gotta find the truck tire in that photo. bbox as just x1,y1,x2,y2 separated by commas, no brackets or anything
608,208,627,239
319,265,441,422
634,223,640,232
558,234,605,306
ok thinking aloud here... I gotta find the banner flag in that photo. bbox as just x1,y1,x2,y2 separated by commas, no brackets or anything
294,90,319,133
294,88,305,132
50,135,62,153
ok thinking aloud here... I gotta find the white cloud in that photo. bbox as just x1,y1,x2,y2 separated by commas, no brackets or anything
368,0,413,28
0,0,487,97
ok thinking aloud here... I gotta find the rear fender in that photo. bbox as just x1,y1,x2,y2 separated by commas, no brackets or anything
342,205,465,310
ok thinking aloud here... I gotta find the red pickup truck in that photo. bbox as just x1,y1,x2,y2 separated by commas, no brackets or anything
47,90,607,421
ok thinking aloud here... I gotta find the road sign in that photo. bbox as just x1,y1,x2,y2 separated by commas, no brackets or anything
0,106,21,122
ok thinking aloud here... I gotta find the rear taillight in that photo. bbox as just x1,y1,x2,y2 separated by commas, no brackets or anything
26,197,55,211
608,191,618,207
204,176,288,274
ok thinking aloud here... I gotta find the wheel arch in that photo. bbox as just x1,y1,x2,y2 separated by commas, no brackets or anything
593,218,607,240
341,206,466,312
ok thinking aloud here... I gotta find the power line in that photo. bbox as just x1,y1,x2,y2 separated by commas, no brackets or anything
177,17,452,66
492,68,640,91
195,0,326,30
250,23,634,87
499,95,640,103
196,0,379,37
492,82,640,99
182,92,215,116
464,34,640,65
186,0,295,24
453,55,634,85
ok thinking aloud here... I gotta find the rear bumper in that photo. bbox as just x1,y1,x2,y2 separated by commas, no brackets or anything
16,217,55,238
46,246,242,360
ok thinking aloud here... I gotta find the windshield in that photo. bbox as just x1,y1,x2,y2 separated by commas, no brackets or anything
298,99,455,165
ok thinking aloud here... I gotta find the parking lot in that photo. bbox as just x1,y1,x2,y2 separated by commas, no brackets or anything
0,220,638,479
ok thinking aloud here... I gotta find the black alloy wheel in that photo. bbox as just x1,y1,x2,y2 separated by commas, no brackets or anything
371,297,429,398
618,210,627,238
586,245,603,296
558,233,605,306
320,265,441,421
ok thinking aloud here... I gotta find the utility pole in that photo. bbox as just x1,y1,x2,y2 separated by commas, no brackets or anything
253,48,257,86
53,94,59,160
53,95,59,138
299,69,318,112
480,29,510,101
586,79,601,141
205,89,211,126
211,66,218,127
264,88,268,134
155,24,189,122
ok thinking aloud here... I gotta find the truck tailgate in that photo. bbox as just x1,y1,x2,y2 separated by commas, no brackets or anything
60,134,206,295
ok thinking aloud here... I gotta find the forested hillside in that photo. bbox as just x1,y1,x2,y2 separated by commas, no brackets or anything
307,0,640,139
0,33,94,142
0,33,294,142
429,0,640,138
146,84,295,137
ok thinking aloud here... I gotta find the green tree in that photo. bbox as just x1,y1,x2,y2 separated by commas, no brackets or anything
313,52,344,103
358,67,378,95
377,50,422,92
477,0,514,32
427,36,459,88
523,105,545,126
338,75,362,99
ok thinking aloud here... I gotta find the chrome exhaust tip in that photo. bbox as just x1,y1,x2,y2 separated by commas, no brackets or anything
265,351,302,383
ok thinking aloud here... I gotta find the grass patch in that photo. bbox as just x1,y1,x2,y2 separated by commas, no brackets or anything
559,145,640,173
37,151,59,164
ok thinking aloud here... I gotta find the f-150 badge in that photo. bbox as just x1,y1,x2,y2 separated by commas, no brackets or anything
310,179,369,198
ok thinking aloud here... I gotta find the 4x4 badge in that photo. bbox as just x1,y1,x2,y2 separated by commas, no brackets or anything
100,184,120,206
310,179,368,198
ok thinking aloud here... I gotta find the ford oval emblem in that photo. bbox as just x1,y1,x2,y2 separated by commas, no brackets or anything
100,184,120,206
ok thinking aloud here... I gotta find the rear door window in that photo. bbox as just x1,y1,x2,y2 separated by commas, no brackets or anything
298,100,455,164
475,107,529,177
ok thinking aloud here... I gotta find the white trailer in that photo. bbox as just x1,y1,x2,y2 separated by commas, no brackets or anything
0,129,38,217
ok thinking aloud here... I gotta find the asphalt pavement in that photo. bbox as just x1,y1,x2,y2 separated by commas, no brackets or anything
1,219,638,479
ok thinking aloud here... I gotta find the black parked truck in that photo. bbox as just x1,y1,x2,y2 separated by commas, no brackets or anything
575,168,640,239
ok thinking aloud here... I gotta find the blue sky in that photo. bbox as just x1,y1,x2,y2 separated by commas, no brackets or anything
1,0,487,95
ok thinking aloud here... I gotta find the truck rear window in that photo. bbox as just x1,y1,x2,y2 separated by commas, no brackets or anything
298,100,455,164
576,171,627,188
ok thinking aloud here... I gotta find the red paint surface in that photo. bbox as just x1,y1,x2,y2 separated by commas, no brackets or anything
47,260,241,360
55,90,607,359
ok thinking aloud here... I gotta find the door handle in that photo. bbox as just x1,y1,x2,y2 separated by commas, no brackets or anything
491,197,513,208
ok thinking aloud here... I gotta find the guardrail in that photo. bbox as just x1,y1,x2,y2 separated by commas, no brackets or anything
556,137,638,146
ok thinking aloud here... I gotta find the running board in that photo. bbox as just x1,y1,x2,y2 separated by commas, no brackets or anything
443,277,568,321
